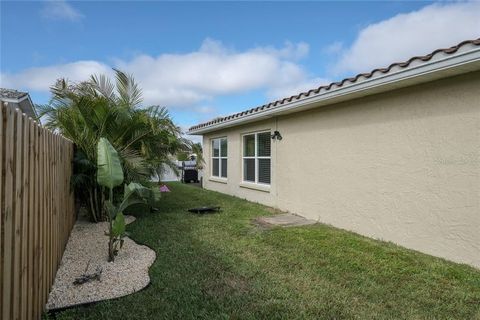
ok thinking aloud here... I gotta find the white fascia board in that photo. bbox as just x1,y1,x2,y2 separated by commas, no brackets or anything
189,47,480,135
26,94,39,120
0,95,29,104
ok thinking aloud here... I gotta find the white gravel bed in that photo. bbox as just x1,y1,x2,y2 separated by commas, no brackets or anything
46,215,156,310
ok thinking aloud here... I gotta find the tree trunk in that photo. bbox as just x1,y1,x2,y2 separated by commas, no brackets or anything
108,237,115,262
93,185,100,219
88,188,98,222
107,187,115,262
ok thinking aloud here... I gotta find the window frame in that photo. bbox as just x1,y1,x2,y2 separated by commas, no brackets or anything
241,130,271,185
211,137,228,179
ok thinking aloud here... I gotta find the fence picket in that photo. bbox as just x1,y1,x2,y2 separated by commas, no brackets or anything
0,102,3,318
27,120,35,320
1,104,15,320
12,109,23,320
21,114,30,320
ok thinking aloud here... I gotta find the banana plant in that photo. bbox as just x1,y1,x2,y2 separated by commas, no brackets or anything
97,137,161,261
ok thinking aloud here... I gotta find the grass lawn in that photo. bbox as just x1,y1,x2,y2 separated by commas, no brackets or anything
54,182,480,320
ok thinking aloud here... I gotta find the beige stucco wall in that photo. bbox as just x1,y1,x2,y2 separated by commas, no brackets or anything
202,71,480,268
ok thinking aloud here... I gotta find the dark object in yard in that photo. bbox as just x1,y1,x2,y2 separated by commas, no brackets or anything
73,260,103,285
188,206,221,214
181,160,199,183
183,168,198,183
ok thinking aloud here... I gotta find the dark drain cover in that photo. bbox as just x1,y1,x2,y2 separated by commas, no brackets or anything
188,206,221,214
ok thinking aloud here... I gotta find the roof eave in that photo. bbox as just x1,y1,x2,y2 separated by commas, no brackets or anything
0,95,29,104
188,46,480,135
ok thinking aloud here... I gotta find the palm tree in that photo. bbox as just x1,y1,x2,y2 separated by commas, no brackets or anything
37,69,190,221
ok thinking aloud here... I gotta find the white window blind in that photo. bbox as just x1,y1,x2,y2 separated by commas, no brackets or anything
242,131,271,184
211,137,227,178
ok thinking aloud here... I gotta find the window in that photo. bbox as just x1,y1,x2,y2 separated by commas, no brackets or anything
242,131,271,184
211,137,227,178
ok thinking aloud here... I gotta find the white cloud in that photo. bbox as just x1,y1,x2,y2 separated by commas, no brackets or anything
1,39,321,108
254,41,310,60
333,1,480,75
193,106,217,115
266,76,330,101
114,39,317,106
41,0,84,22
324,41,344,55
1,61,111,91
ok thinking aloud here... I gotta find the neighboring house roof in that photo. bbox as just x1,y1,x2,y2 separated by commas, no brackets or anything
0,88,29,100
189,38,480,134
0,88,37,119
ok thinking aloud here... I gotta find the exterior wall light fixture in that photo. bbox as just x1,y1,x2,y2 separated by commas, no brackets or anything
271,130,282,140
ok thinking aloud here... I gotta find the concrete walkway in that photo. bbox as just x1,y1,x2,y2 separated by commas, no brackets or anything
256,213,317,227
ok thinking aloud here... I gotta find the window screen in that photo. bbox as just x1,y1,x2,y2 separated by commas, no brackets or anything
242,131,271,185
211,137,227,178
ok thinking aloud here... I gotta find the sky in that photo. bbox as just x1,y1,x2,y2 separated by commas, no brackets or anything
1,1,479,139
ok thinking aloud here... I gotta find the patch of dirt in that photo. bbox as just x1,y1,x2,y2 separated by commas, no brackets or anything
204,273,250,297
252,217,275,229
265,207,288,215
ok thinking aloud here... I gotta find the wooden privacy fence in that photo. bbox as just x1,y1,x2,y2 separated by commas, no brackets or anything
0,102,76,320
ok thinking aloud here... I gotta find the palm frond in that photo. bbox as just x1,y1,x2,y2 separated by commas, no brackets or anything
89,74,116,100
114,68,143,108
119,147,149,182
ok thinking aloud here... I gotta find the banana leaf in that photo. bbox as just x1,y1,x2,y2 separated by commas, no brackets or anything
111,212,126,237
97,137,124,189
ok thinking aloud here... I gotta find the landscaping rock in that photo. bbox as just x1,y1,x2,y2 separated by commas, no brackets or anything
46,216,156,310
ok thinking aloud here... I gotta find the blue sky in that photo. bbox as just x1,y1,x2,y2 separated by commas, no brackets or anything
1,1,479,135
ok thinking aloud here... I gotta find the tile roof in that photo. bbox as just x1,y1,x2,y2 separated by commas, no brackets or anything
0,88,37,119
189,38,480,133
0,88,29,100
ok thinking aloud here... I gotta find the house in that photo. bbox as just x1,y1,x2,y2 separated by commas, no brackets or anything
188,39,480,268
0,88,37,119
